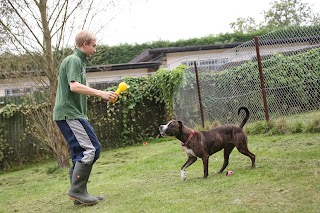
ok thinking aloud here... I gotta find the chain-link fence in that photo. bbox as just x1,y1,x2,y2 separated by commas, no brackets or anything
172,25,320,127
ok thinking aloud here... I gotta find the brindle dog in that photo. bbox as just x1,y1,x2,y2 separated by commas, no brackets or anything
159,107,255,181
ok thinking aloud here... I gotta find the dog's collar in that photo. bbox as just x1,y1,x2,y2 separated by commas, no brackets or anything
181,129,195,146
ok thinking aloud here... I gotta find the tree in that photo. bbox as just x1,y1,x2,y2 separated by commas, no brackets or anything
229,0,319,33
229,17,260,34
0,0,12,48
0,0,124,168
263,0,317,30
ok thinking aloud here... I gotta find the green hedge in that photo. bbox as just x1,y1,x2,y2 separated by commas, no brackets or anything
0,66,185,170
174,47,320,125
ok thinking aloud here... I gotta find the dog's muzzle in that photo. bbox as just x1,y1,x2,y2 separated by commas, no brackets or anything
159,125,167,136
159,121,176,136
160,123,175,136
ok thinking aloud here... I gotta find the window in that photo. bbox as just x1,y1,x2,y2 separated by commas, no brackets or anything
183,58,229,70
5,87,32,96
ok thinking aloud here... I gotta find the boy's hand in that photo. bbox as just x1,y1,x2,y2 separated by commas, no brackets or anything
99,91,118,102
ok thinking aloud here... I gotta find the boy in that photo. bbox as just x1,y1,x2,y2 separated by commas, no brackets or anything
53,30,117,205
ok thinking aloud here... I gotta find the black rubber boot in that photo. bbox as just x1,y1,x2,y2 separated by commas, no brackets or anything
69,168,104,205
68,162,98,206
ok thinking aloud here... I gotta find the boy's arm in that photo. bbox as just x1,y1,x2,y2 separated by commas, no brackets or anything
69,81,117,101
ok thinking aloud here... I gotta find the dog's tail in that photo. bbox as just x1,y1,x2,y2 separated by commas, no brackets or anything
238,107,250,129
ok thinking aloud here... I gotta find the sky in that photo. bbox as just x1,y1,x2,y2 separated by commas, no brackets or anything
97,0,320,46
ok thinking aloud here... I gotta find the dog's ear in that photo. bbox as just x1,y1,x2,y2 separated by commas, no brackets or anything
177,120,184,136
178,120,183,131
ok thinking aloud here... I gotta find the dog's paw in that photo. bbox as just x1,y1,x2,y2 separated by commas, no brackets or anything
181,170,187,181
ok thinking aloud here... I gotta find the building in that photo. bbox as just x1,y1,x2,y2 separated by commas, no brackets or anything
0,42,242,97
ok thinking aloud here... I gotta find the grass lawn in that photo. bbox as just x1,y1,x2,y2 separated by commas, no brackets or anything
0,134,320,213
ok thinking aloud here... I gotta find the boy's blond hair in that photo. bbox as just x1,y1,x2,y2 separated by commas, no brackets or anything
75,30,96,48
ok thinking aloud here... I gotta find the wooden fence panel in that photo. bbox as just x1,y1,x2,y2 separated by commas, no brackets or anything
0,94,167,169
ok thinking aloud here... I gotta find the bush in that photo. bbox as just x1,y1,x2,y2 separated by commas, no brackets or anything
246,120,273,134
0,124,13,170
305,118,320,133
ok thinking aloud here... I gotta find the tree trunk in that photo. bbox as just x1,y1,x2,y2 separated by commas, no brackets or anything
38,0,70,168
51,118,70,168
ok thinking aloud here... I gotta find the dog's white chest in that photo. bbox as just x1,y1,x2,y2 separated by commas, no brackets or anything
184,147,196,157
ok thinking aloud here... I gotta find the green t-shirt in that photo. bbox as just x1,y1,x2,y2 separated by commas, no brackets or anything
53,48,88,121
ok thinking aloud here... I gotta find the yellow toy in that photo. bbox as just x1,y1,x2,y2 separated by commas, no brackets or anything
111,82,128,103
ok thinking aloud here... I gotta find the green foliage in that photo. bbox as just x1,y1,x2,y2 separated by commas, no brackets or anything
88,41,174,65
87,32,266,65
246,110,320,135
0,52,45,78
46,166,59,174
0,66,186,169
229,0,319,33
194,120,221,131
265,24,320,40
0,29,268,74
149,65,186,116
0,96,50,118
0,103,21,118
245,120,273,135
178,45,320,124
305,118,320,133
0,94,62,170
0,123,13,170
87,65,186,148
262,0,317,30
230,17,260,34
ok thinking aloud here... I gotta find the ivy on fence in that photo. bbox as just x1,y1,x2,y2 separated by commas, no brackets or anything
175,46,320,127
0,65,185,170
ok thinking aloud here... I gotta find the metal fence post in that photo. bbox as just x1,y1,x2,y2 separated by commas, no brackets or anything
194,61,205,128
254,36,270,122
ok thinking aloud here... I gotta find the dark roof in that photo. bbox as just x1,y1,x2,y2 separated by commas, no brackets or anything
129,42,244,63
86,42,244,73
86,62,161,72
